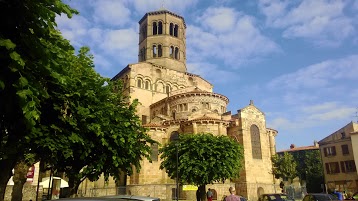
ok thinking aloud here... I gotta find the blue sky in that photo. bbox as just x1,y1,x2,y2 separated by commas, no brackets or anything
57,0,358,151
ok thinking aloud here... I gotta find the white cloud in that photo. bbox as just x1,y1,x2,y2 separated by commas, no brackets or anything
101,29,137,51
187,7,279,67
268,55,358,90
56,14,90,46
92,0,132,27
131,0,198,14
259,0,355,46
187,62,239,84
302,102,339,113
197,7,237,33
307,107,355,121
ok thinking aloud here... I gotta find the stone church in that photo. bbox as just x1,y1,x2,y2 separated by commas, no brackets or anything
86,9,278,201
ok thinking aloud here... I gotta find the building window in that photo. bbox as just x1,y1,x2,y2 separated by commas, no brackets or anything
341,144,349,155
340,160,356,173
152,44,162,58
153,45,157,57
174,24,179,37
324,146,336,157
145,80,151,90
137,78,143,88
158,45,162,57
170,23,173,36
150,143,159,161
152,21,163,35
169,23,179,37
170,46,174,58
158,21,163,34
325,162,340,174
166,85,171,94
251,125,262,159
152,22,157,35
175,47,179,60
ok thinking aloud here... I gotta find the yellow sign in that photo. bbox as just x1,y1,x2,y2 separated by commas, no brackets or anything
183,185,198,191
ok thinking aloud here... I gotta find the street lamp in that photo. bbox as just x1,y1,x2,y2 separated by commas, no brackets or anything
171,131,180,201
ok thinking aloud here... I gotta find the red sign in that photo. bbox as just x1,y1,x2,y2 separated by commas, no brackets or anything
26,165,35,182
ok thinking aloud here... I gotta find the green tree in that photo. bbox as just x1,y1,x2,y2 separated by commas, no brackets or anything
40,48,156,196
271,152,297,183
159,133,244,200
301,151,324,193
287,150,324,193
0,0,156,200
0,0,77,199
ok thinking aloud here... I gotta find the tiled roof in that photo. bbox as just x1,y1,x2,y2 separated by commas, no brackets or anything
277,145,319,153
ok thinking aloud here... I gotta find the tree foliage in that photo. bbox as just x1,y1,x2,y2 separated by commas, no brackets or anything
290,150,324,193
159,133,244,186
271,152,297,183
0,0,155,199
0,0,77,199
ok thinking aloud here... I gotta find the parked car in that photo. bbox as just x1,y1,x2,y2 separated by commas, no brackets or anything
302,193,337,201
258,194,294,201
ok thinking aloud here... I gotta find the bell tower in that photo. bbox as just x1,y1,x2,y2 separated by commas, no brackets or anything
138,10,187,72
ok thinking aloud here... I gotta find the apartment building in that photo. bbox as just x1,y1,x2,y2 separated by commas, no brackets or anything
318,121,358,193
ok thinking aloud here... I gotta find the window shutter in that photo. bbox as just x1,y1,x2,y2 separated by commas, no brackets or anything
325,163,330,174
340,161,346,173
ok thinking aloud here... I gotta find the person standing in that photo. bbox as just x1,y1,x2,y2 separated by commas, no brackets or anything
225,187,241,201
207,188,213,201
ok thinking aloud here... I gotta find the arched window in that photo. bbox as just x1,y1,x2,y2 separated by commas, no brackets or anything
137,78,143,88
158,45,162,57
169,23,179,37
166,85,171,94
145,80,151,90
175,47,179,60
170,46,174,58
152,22,158,35
174,24,179,37
153,45,157,57
170,23,174,36
251,124,262,159
158,21,163,34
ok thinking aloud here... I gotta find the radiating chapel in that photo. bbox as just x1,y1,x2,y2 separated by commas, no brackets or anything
90,9,278,201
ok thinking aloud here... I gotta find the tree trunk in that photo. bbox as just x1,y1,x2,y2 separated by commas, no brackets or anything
0,159,17,201
11,161,29,201
199,185,206,201
68,179,80,198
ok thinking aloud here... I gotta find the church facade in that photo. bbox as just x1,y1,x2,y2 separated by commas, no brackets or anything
110,9,279,201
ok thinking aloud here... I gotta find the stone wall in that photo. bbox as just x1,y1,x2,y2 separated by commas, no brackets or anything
5,185,42,201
